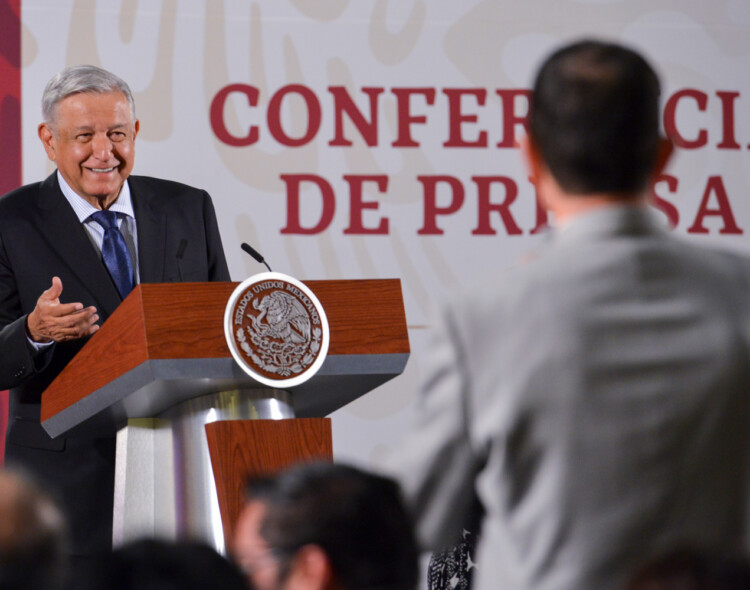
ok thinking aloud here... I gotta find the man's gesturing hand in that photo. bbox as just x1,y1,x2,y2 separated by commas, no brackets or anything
26,277,100,343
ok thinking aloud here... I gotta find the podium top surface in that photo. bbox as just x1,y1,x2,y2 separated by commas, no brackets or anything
41,280,409,437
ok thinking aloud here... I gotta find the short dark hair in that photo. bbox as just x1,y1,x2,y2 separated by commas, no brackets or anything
245,462,419,590
529,39,662,195
87,539,249,590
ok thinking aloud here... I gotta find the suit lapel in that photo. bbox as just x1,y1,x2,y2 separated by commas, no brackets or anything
35,173,123,317
130,177,167,283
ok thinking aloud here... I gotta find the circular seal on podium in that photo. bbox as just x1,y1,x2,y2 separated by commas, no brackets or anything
224,273,330,388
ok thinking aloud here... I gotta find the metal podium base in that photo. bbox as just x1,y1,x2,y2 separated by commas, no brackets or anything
112,388,293,554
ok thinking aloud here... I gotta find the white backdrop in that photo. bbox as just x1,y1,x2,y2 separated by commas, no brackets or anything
20,0,750,471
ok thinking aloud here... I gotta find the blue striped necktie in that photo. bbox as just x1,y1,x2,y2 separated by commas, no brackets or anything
89,210,135,299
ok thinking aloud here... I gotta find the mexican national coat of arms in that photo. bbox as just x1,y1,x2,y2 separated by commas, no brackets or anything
224,273,330,388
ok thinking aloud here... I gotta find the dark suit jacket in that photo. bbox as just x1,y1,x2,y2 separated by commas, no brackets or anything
0,172,230,555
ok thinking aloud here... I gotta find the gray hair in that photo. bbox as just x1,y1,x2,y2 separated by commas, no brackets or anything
42,64,136,126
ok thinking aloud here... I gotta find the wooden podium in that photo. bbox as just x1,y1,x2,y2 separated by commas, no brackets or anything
40,280,409,551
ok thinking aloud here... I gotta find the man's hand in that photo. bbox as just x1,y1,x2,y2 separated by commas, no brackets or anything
26,277,100,343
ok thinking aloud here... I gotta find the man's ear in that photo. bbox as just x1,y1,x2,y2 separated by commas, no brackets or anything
38,123,57,162
653,137,674,178
37,123,57,162
520,134,556,212
284,545,333,590
519,135,541,186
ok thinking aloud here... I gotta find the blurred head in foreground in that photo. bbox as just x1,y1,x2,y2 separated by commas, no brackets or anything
626,548,750,590
0,468,67,590
233,462,418,590
87,538,249,590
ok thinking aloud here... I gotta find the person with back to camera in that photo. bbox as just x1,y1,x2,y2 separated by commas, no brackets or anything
390,39,750,590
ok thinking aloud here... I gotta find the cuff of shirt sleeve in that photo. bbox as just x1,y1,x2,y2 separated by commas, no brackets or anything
24,316,54,353
27,335,54,352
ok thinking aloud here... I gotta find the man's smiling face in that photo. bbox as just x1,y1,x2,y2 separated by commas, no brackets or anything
38,90,138,209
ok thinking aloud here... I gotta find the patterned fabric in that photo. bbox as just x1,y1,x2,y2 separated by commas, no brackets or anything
428,530,478,590
89,210,134,298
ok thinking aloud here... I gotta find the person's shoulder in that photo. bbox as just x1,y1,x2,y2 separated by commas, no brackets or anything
128,175,215,218
128,175,208,198
436,249,545,325
670,234,750,277
705,244,750,287
0,179,47,217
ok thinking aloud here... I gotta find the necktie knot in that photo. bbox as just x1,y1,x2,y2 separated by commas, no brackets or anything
90,210,119,230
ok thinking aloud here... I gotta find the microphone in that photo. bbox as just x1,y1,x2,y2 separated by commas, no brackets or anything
241,242,272,272
176,239,188,282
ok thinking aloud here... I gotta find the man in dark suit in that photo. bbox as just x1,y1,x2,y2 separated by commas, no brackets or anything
0,65,230,560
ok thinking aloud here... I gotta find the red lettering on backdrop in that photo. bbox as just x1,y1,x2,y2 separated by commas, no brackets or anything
417,175,465,235
210,85,745,155
443,88,488,148
209,83,260,146
716,91,741,149
652,174,680,228
343,175,390,234
206,84,748,238
496,89,531,148
392,88,436,147
687,176,743,234
329,87,384,147
280,174,335,234
663,89,708,149
471,176,523,235
268,85,322,147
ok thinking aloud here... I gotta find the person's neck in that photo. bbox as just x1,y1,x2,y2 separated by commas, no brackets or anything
544,184,648,228
552,195,648,226
88,193,120,211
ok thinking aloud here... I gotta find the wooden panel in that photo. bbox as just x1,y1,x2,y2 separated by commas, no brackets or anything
41,289,149,421
307,279,410,355
142,282,236,359
205,418,332,546
42,279,409,422
138,280,409,358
